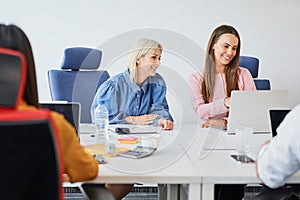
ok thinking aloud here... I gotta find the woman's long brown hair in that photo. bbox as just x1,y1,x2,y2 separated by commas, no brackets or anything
202,25,241,103
0,24,39,107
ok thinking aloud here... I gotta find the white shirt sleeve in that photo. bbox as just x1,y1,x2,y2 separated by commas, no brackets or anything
257,104,300,188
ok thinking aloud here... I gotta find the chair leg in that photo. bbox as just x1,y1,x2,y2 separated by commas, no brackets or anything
158,184,168,200
81,183,115,200
105,183,134,200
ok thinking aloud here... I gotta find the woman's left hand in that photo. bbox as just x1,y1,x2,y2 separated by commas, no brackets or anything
158,118,174,130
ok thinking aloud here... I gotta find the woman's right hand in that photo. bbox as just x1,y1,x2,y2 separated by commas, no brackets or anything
201,119,227,128
126,114,160,125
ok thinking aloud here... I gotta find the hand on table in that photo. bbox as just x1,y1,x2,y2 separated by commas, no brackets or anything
126,114,159,125
201,119,227,128
158,118,174,130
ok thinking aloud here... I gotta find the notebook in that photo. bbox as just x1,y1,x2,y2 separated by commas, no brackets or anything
118,146,157,159
40,102,81,134
225,90,289,134
269,109,290,137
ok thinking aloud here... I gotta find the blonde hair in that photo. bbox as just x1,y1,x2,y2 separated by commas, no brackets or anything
127,38,163,81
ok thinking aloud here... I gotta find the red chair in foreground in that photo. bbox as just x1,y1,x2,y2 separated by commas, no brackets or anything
0,48,64,200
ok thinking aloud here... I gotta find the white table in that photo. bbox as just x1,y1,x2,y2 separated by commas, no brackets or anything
80,124,282,200
192,149,259,200
80,124,204,200
186,128,300,200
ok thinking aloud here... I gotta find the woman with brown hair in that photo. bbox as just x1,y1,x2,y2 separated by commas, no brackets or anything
189,24,256,128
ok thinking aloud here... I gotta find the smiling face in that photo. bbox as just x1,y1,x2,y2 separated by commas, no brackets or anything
136,48,162,78
213,33,239,68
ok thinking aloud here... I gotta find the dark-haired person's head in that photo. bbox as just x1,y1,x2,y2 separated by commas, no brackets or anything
0,24,39,107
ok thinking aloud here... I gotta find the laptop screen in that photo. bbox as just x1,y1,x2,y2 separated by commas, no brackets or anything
227,90,289,134
269,109,290,137
40,102,81,134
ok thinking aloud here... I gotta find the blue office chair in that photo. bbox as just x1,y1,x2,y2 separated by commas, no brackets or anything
48,47,110,123
0,48,63,200
239,56,271,90
254,79,272,90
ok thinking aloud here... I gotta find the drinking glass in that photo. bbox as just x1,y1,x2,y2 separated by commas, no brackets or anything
235,127,253,155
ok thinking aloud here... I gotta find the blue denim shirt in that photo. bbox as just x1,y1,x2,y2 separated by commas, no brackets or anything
91,70,173,126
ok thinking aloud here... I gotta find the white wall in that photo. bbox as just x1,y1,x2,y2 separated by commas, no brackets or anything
2,0,300,112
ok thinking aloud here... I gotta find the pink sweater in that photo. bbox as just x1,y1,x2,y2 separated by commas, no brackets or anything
189,67,256,120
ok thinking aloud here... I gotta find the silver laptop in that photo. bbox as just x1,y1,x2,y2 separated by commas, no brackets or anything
40,102,89,199
40,101,81,134
225,90,289,134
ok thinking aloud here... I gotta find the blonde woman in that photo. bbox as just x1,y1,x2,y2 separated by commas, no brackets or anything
91,38,174,130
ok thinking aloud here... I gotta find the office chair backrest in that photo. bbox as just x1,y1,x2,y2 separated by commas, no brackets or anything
0,48,26,109
239,56,259,78
0,111,63,200
239,56,271,90
254,79,271,90
0,48,63,200
48,47,110,123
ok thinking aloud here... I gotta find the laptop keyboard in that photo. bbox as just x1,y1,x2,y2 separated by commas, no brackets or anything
64,186,88,200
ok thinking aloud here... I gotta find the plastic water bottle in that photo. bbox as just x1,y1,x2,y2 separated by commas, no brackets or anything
94,100,109,141
94,100,114,153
